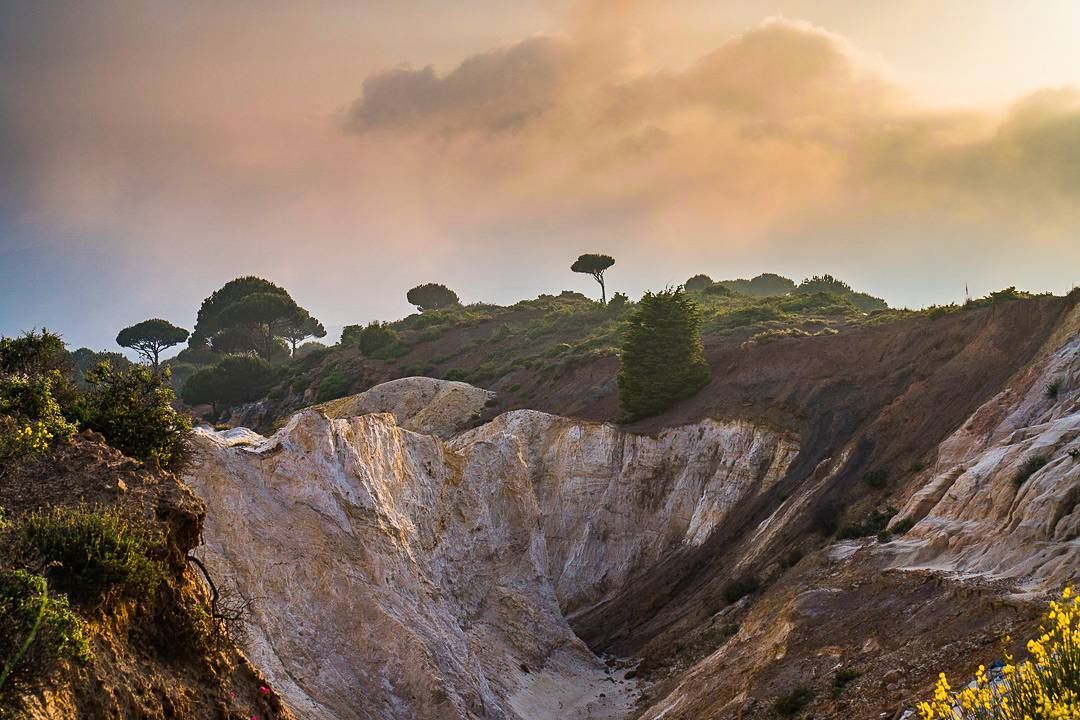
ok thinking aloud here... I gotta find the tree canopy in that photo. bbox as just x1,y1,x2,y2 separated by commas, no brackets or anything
684,274,714,292
406,283,460,312
190,277,322,360
571,254,615,303
180,354,275,416
617,287,711,421
279,310,326,356
115,319,189,369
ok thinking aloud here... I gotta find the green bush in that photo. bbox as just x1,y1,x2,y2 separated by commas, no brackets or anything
0,569,89,693
0,331,71,377
15,506,166,605
180,354,275,415
617,288,711,421
714,305,784,329
838,506,897,539
862,469,888,489
316,371,352,402
78,362,191,470
773,687,814,716
443,368,470,382
1014,454,1050,486
0,371,77,461
342,322,405,358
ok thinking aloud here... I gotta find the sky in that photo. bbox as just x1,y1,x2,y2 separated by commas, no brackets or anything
2,1,1080,351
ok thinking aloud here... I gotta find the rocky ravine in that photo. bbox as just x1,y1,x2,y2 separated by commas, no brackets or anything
184,301,1080,720
185,379,798,720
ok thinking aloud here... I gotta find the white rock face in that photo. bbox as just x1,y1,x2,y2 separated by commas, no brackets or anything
888,308,1080,589
314,377,494,438
185,401,797,720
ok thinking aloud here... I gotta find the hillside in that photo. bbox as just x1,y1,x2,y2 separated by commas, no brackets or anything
178,289,1078,719
207,277,924,433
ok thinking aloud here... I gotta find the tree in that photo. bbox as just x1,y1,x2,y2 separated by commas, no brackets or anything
217,292,300,360
180,355,275,416
280,311,326,356
115,319,189,369
571,254,615,303
191,276,289,345
191,277,325,360
406,283,460,312
617,287,711,421
685,274,714,292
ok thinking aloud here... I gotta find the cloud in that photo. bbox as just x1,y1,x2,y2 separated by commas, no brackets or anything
3,3,1080,350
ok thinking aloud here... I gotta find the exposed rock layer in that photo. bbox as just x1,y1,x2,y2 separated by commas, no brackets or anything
186,409,797,719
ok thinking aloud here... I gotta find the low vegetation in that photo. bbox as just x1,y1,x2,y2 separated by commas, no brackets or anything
917,587,1080,719
13,506,167,605
1014,455,1050,486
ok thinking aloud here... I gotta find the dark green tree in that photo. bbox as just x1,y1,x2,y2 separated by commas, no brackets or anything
684,274,714,292
191,276,289,345
406,283,460,312
217,292,300,360
571,254,615,303
617,287,711,421
180,355,275,416
191,277,324,360
115,319,189,369
280,311,327,356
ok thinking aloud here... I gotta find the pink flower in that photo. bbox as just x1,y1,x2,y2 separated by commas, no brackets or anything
258,685,271,696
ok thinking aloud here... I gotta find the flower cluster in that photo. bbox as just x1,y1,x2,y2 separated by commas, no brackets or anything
918,587,1080,719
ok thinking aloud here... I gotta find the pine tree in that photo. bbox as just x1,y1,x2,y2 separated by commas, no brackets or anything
617,287,711,421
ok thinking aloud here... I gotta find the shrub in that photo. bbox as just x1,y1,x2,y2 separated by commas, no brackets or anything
838,506,897,539
779,291,856,315
0,331,71,377
1014,454,1050,486
684,274,714,292
917,588,1080,719
773,687,814,716
863,469,888,489
444,368,470,382
702,283,733,296
79,362,191,469
0,569,89,693
617,288,711,421
722,576,760,604
714,305,784,330
831,668,860,697
607,292,630,313
890,517,917,536
0,371,77,462
342,322,403,357
316,371,352,402
1045,379,1062,399
15,507,166,605
180,354,275,415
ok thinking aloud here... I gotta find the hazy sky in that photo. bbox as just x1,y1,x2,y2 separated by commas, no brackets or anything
3,1,1080,351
